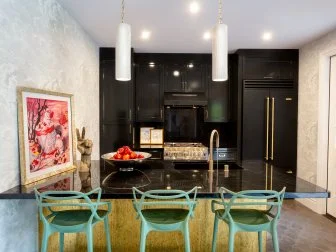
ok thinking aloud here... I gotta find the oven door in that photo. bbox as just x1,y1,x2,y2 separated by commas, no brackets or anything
164,106,204,142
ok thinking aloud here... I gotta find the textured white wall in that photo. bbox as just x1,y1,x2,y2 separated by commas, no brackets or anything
298,29,336,183
0,0,99,192
0,1,99,251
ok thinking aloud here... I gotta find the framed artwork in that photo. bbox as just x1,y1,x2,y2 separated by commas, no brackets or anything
140,127,153,144
150,129,164,144
17,87,76,185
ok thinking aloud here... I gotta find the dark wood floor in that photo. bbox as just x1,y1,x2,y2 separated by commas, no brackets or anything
266,200,336,252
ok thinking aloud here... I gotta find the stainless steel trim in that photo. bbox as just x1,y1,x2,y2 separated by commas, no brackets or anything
172,93,198,97
265,97,270,160
271,97,275,160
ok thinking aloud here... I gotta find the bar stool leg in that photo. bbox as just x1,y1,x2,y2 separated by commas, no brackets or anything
86,227,93,252
59,232,64,252
212,216,219,252
41,226,49,252
182,221,190,252
272,225,279,252
228,226,235,252
104,217,112,252
140,223,148,252
258,231,262,252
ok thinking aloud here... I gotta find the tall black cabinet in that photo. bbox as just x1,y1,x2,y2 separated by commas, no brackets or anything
100,48,134,154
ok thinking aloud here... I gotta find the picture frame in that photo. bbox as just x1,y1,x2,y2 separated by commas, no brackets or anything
140,127,154,144
150,129,164,144
17,87,76,185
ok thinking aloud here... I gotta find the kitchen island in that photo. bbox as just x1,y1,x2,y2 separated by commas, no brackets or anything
1,160,328,251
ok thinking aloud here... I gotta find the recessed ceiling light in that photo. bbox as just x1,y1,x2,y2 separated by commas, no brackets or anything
141,30,151,40
189,1,200,14
262,32,272,41
173,71,180,77
203,31,211,40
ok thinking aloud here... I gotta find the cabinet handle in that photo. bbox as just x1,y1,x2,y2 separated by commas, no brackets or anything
264,76,273,79
265,97,270,160
129,109,132,121
137,106,140,111
271,97,275,160
160,109,163,119
129,124,132,135
205,109,209,120
132,127,135,145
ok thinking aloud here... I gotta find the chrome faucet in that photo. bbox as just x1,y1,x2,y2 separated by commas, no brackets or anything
209,129,219,172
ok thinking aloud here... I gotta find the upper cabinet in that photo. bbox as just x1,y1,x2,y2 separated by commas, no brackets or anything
237,49,298,81
135,64,164,122
164,64,206,93
205,65,230,122
243,58,296,80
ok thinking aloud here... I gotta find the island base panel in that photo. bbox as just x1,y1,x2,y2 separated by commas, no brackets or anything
39,199,266,251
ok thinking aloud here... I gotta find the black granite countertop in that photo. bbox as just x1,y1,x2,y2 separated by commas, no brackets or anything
0,160,329,199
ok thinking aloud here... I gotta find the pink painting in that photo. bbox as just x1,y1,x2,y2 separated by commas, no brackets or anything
18,88,75,185
26,98,70,172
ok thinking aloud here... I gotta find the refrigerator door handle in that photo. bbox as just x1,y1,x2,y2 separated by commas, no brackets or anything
271,97,275,160
265,97,270,160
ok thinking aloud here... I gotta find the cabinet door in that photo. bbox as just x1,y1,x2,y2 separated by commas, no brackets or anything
136,64,164,122
164,65,184,92
244,58,295,80
100,60,133,154
205,69,230,122
269,89,297,170
101,123,132,154
242,88,270,160
184,64,205,92
101,61,133,123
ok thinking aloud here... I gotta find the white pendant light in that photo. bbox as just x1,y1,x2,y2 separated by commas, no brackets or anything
212,0,228,81
116,0,131,81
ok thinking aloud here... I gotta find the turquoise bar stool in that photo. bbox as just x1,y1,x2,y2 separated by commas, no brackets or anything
211,187,286,252
132,186,198,252
34,187,112,252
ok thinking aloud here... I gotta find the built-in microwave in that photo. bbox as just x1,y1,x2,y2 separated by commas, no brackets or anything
164,106,204,142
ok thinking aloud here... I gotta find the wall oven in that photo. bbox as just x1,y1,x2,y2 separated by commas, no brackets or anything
164,106,204,142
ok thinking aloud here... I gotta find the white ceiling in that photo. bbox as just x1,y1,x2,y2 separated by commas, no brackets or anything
58,0,336,53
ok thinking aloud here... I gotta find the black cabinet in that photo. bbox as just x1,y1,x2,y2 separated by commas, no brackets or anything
100,55,134,154
243,58,295,80
135,64,164,122
164,64,205,93
204,65,230,122
242,84,297,170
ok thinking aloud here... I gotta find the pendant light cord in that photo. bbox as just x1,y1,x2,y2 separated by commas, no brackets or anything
218,0,223,24
121,0,125,23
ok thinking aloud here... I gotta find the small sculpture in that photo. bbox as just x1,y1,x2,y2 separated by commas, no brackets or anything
76,127,93,172
79,171,92,193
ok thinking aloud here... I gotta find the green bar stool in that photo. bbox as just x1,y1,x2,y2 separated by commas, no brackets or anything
211,187,286,252
34,187,112,252
132,186,198,252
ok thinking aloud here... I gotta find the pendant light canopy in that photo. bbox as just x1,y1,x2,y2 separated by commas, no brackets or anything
116,0,131,81
212,0,228,81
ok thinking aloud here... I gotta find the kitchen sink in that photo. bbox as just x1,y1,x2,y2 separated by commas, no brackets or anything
173,162,243,170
